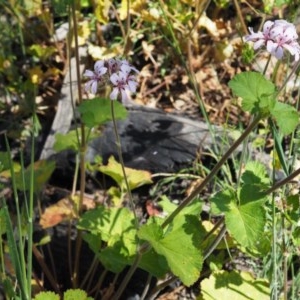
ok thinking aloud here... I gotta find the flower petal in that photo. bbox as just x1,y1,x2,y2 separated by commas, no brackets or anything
110,87,119,100
83,70,95,77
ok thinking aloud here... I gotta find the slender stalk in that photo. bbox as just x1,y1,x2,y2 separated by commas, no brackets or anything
203,224,227,260
202,217,224,244
271,192,278,300
111,101,138,230
112,252,142,300
71,0,85,215
89,269,108,295
161,115,261,229
147,275,177,300
233,0,248,34
282,214,288,300
263,167,300,196
123,0,131,57
71,1,86,288
277,60,300,95
80,256,99,289
102,273,119,300
32,245,61,295
140,274,152,300
12,152,27,295
107,100,143,299
27,109,37,298
4,137,27,298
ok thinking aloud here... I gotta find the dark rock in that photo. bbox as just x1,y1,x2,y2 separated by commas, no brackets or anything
86,105,223,173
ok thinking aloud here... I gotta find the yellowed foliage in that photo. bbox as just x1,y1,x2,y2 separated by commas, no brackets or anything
95,0,111,24
99,156,153,191
39,194,96,229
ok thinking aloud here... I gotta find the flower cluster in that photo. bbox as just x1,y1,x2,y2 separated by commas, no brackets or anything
83,58,138,103
245,19,300,61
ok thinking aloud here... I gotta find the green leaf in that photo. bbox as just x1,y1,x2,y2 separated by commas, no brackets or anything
28,44,57,61
54,127,100,152
78,98,127,128
270,101,299,135
225,199,266,248
0,151,11,171
210,189,233,215
200,270,270,300
15,160,55,192
241,161,270,185
2,278,15,300
33,291,60,300
239,184,267,203
211,189,267,249
97,233,134,273
2,205,25,296
228,71,276,114
158,195,178,215
239,161,270,203
82,233,102,253
64,289,93,300
78,207,138,272
0,209,5,235
138,248,169,278
54,130,79,152
98,156,153,191
159,196,202,217
138,214,203,286
78,207,136,244
52,0,71,16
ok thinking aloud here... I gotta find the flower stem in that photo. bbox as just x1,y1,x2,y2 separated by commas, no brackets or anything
111,101,139,230
161,115,261,229
71,1,86,288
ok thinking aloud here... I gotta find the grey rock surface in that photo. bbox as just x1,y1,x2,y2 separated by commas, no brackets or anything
86,105,226,172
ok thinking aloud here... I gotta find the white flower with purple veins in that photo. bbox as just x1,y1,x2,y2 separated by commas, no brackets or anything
120,64,138,91
245,19,300,61
106,58,122,74
83,58,139,101
110,69,136,103
83,60,108,94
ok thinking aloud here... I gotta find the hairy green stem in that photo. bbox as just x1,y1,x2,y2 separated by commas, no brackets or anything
110,101,141,299
111,101,139,230
263,167,300,196
271,192,278,300
161,115,261,229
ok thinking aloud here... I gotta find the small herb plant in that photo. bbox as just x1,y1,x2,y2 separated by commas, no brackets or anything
1,1,300,300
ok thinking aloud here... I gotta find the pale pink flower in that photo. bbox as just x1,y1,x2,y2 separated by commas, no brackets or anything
245,19,300,61
108,61,139,103
83,58,139,102
106,58,122,75
83,60,107,94
110,70,135,103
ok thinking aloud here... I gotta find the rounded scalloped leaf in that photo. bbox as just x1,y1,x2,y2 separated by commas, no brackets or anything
78,97,127,128
33,291,60,300
200,270,270,300
138,214,203,286
64,289,93,300
229,71,276,114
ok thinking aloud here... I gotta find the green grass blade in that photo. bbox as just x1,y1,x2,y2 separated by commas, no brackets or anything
2,204,28,299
